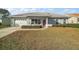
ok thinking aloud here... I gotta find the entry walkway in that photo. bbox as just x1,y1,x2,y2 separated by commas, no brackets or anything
0,27,19,38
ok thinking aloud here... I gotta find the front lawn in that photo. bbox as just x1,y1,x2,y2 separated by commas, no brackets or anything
0,24,10,29
63,24,79,28
0,27,79,50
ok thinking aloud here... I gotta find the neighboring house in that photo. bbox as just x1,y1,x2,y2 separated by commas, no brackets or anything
8,12,68,28
67,14,79,24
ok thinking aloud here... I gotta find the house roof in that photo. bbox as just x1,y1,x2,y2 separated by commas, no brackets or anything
67,13,79,17
9,12,68,18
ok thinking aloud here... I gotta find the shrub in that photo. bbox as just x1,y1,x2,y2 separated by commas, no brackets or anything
0,25,10,28
53,24,64,27
52,24,79,28
21,25,42,29
0,23,2,25
63,24,79,28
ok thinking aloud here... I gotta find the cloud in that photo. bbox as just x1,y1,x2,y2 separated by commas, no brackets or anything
6,8,56,15
60,8,77,14
5,8,79,15
5,8,31,15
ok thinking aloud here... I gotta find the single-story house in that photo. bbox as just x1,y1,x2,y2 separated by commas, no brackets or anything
2,12,79,28
7,12,69,28
66,14,79,24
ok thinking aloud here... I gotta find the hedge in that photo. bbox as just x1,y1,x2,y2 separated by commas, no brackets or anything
53,24,79,28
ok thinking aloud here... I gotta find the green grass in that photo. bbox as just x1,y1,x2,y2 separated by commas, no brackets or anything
0,25,10,29
54,24,79,28
63,24,79,28
0,27,79,50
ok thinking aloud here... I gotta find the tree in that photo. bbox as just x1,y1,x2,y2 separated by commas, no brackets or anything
0,8,10,18
0,8,10,26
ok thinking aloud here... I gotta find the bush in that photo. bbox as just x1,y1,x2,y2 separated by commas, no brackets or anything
0,25,10,28
63,24,79,28
0,23,1,25
21,25,42,29
52,24,79,28
53,24,64,27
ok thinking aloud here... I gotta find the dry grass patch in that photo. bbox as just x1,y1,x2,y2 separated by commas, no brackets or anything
0,27,79,50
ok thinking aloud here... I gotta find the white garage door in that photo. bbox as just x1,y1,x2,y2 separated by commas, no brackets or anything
15,19,30,26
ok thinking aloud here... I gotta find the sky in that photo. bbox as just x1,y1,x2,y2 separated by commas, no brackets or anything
5,8,79,15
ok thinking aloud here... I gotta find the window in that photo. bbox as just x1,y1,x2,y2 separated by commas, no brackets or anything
48,19,56,24
31,19,41,24
78,18,79,22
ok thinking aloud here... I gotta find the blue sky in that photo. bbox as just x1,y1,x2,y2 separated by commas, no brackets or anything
5,8,79,15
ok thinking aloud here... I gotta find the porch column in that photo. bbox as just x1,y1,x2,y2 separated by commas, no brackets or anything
45,17,48,28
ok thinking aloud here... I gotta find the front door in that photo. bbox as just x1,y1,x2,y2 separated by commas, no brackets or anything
43,20,46,27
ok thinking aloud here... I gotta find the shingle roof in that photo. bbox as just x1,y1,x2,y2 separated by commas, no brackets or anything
67,13,79,17
9,12,68,18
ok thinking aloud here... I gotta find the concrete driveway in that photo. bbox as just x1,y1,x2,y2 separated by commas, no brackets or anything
0,27,19,38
